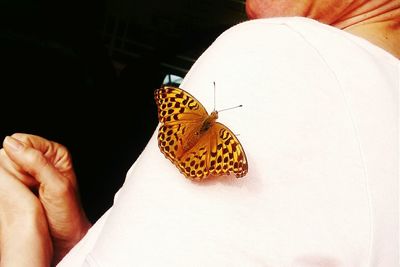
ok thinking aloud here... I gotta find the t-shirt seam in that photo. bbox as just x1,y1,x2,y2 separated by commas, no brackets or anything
83,253,101,267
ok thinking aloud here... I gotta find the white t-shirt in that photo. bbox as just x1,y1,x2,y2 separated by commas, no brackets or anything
58,17,399,267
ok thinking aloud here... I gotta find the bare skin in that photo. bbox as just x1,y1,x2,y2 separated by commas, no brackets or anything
0,159,53,267
0,1,398,266
0,134,91,266
246,0,400,58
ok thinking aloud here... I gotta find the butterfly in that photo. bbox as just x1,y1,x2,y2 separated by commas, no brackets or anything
154,85,248,180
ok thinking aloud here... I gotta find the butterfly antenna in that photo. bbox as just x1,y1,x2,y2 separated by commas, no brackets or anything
213,81,216,112
218,104,243,113
213,82,243,113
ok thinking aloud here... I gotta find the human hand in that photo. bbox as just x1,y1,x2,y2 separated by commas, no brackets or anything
1,134,92,264
0,143,53,266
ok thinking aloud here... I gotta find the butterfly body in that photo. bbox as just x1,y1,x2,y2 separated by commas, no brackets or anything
199,111,218,134
155,86,248,180
183,111,218,152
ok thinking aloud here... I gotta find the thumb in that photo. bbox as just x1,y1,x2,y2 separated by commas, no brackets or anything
2,136,66,191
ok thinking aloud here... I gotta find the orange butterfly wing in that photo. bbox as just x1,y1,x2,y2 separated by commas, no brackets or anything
154,85,248,180
154,86,209,161
176,122,248,180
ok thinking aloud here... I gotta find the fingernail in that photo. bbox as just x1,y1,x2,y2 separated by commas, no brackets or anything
4,136,23,151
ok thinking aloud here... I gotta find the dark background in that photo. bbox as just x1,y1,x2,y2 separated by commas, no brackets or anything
0,0,246,222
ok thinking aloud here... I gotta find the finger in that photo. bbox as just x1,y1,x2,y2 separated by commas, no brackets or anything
11,133,67,162
2,136,69,191
10,133,75,182
0,148,39,188
0,158,44,214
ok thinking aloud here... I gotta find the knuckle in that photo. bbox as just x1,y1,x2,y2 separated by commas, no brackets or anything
53,144,73,167
55,143,70,155
25,150,49,176
27,149,47,166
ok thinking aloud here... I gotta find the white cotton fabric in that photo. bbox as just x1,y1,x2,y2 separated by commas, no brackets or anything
58,17,399,267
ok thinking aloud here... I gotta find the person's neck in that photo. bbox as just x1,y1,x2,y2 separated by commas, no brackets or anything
332,2,400,58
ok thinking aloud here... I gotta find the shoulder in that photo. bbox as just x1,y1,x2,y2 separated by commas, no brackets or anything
182,16,397,99
188,16,397,73
216,16,325,39
203,17,340,56
181,17,342,104
182,17,342,89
